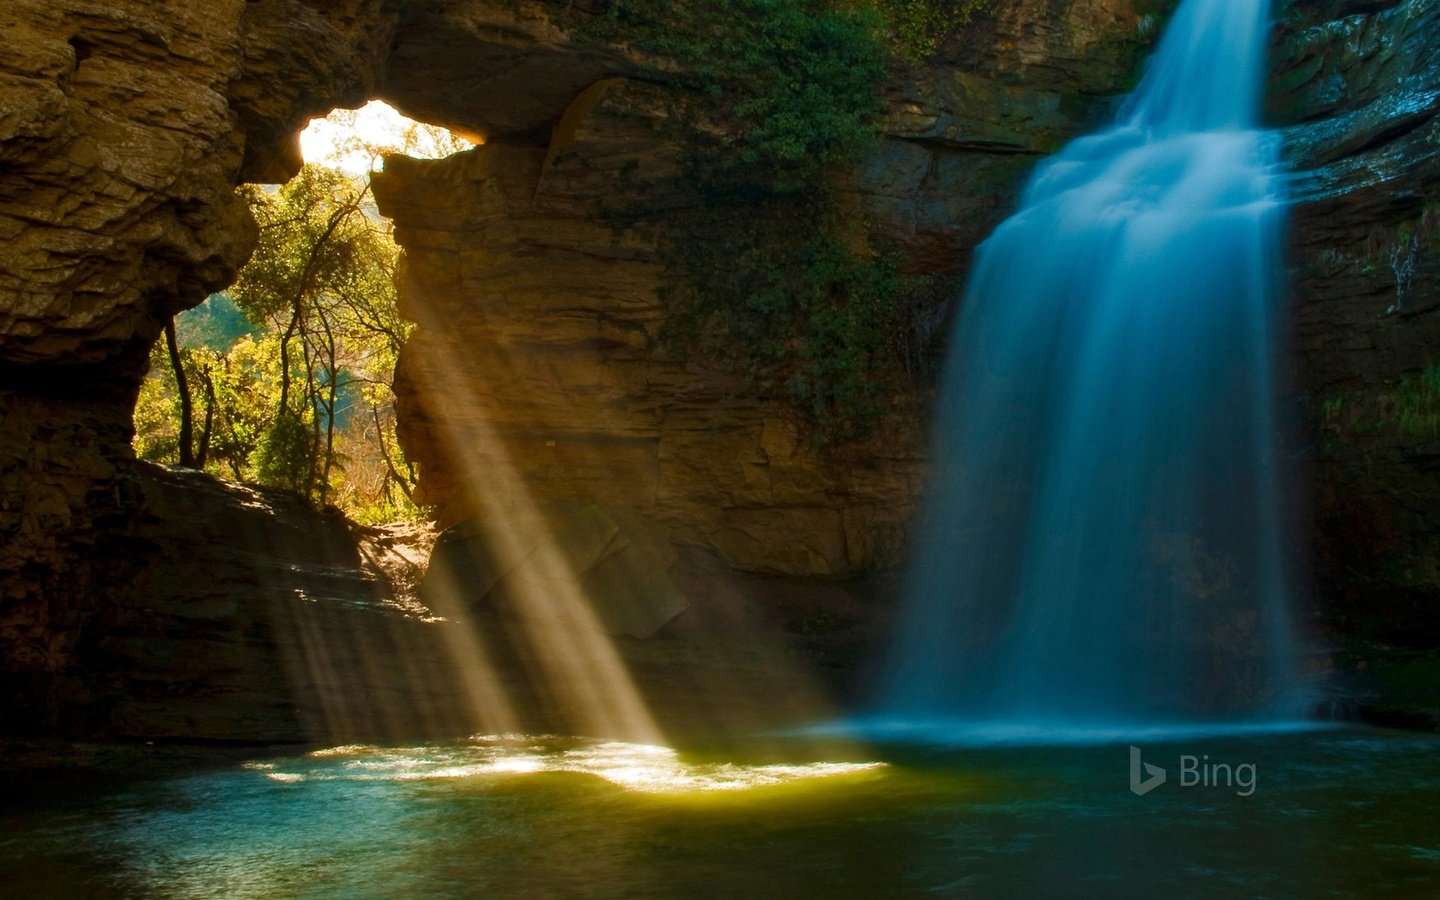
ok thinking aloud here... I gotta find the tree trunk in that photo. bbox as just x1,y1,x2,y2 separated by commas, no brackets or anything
277,304,300,416
299,317,322,499
164,318,195,467
196,366,216,468
319,306,340,505
373,406,416,503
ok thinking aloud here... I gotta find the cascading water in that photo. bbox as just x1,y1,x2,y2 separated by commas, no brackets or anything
874,0,1305,736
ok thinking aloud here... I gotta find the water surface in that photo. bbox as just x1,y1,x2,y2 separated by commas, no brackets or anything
3,729,1438,897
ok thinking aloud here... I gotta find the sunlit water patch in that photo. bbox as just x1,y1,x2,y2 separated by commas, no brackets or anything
2,732,1439,897
241,735,886,794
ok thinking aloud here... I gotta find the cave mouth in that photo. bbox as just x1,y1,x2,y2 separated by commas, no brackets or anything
131,102,474,524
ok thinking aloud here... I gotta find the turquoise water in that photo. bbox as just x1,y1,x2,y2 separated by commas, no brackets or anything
3,728,1438,897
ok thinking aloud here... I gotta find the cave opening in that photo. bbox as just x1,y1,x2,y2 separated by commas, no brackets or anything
123,98,678,746
131,101,474,525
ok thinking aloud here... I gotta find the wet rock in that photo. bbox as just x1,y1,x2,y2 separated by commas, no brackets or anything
1270,0,1440,647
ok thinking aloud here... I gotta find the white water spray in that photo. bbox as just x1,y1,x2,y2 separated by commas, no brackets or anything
876,0,1303,733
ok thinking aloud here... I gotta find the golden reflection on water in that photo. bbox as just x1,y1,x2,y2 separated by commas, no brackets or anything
242,735,886,795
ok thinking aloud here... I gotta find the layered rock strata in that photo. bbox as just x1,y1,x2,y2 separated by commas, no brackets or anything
0,0,1143,741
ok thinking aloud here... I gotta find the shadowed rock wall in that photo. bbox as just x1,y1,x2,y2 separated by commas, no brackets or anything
1270,0,1440,654
1,0,398,739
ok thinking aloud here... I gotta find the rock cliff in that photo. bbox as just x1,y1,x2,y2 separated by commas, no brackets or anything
374,1,1142,578
1,0,394,740
0,0,1145,742
1269,0,1440,722
1,0,1438,743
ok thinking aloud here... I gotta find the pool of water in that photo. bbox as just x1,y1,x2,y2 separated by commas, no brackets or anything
3,728,1438,897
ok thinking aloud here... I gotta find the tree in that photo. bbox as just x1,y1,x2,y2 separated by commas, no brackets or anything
229,165,411,507
162,317,196,467
136,328,290,482
134,110,471,520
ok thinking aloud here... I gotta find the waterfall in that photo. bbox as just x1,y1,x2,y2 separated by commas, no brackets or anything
874,0,1303,734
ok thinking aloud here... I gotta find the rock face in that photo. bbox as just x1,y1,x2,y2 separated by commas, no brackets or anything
3,0,1438,744
374,136,932,578
1,460,848,745
1,0,397,742
1269,0,1440,648
1,460,477,743
0,0,1146,742
375,2,1144,578
422,506,689,640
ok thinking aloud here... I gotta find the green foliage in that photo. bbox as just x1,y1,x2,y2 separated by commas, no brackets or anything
786,243,905,437
135,334,290,479
873,0,993,64
550,0,968,440
135,161,421,522
232,167,398,330
1319,394,1344,425
704,0,889,192
226,164,412,508
328,390,423,525
175,294,260,351
133,341,184,465
1394,365,1440,438
199,337,283,476
663,195,949,441
569,0,891,194
257,410,315,494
